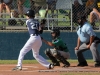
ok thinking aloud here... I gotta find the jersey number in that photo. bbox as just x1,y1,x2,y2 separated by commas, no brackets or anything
31,22,38,29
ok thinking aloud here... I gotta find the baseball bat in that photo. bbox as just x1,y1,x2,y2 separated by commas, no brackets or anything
40,8,48,26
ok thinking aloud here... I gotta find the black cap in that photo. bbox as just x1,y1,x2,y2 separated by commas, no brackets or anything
77,14,86,20
25,10,35,17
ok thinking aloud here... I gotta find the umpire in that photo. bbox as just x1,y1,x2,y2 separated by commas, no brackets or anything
75,14,100,67
41,29,70,67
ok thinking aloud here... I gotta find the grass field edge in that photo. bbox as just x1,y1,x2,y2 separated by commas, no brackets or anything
0,59,94,64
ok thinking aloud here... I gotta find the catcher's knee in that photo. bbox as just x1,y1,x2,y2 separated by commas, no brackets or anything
44,48,51,55
53,50,59,57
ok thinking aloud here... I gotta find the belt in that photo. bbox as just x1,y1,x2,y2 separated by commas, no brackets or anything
30,34,39,36
86,36,100,45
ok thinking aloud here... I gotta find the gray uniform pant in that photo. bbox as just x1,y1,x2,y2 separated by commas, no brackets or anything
50,49,70,59
75,38,100,63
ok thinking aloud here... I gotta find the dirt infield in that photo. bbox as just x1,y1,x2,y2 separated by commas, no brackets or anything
0,63,100,75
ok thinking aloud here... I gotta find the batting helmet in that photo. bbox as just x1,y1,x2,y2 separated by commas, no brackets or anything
51,29,60,39
25,10,35,17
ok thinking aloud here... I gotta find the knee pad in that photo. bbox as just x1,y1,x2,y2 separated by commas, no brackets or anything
53,50,58,57
44,48,51,55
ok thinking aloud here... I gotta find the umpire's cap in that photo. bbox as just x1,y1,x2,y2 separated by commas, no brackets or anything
25,10,35,17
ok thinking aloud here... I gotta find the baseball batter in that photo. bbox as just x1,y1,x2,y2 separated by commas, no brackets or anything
12,10,54,70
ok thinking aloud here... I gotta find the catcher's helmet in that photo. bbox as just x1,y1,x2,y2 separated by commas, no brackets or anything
51,29,60,39
25,10,35,17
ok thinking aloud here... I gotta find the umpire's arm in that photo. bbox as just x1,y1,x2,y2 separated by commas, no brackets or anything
75,37,81,50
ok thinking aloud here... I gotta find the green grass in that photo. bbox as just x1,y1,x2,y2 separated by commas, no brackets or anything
68,59,94,63
0,60,38,64
0,59,94,64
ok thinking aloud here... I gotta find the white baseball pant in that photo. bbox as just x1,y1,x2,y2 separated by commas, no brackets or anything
17,35,50,68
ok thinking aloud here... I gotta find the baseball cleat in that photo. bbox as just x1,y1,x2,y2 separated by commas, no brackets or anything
77,61,88,67
95,62,100,67
48,64,54,69
12,66,22,71
53,62,60,66
62,61,70,68
62,64,70,68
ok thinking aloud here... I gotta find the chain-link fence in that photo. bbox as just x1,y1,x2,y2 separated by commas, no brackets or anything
0,0,99,31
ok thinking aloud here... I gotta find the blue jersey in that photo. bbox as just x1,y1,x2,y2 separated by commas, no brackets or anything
26,18,40,35
77,22,96,43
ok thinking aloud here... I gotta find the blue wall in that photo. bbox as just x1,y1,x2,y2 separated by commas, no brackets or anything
0,31,100,60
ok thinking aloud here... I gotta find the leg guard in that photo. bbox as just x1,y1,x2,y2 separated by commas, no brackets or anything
44,48,60,66
55,51,70,67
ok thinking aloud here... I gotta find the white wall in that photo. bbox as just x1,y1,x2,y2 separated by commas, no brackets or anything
56,0,83,9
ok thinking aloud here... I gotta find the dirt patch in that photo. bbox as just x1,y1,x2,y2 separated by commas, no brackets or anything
0,63,100,75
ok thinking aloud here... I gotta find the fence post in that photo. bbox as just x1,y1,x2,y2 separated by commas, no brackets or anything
70,0,73,32
46,3,50,30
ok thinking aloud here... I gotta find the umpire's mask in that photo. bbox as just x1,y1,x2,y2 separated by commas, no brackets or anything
77,15,87,27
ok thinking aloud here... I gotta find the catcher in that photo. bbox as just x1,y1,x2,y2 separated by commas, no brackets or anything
41,29,70,67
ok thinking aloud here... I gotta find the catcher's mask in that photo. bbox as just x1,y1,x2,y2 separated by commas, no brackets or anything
51,29,60,39
77,15,86,26
25,10,35,17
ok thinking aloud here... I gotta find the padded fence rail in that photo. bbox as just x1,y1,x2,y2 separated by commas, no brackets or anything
0,31,100,60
